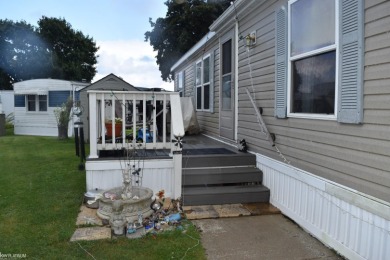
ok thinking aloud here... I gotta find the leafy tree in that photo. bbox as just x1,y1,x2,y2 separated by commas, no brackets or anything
38,17,98,82
0,17,98,90
0,19,52,89
145,0,231,81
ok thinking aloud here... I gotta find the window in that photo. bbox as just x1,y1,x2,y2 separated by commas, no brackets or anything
288,0,337,119
39,95,47,111
27,95,36,111
275,0,365,124
176,71,184,97
196,54,213,111
222,39,232,110
27,95,47,112
276,0,364,123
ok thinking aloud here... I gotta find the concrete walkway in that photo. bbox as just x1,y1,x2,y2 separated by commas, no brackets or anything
192,214,344,260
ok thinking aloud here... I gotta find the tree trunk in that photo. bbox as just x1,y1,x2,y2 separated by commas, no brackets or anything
58,125,68,139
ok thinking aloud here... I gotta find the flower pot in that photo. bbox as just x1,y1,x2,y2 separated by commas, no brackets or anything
105,123,122,137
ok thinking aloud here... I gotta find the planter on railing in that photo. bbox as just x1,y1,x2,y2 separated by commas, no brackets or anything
105,118,123,137
105,123,122,137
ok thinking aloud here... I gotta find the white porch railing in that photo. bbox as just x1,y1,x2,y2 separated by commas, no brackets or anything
88,90,184,159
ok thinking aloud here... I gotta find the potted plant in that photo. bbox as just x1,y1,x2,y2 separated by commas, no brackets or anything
54,97,73,139
105,117,122,137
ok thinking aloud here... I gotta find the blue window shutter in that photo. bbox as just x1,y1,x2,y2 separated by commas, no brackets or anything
338,0,364,124
275,6,288,118
48,91,71,107
209,51,215,113
14,95,25,107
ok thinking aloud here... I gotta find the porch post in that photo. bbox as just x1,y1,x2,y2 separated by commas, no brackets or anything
172,151,182,199
169,94,184,199
89,92,98,159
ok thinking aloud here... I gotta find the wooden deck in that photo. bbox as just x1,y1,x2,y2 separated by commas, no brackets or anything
87,134,269,205
181,135,270,206
93,134,241,160
182,134,238,150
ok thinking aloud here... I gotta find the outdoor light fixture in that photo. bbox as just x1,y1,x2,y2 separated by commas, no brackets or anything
245,31,256,47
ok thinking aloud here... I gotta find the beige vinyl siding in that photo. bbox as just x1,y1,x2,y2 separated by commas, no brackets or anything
197,48,219,136
183,64,194,98
234,0,390,202
181,43,220,136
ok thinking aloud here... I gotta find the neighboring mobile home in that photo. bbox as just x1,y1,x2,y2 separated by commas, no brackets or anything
171,0,390,259
13,79,88,136
0,90,15,116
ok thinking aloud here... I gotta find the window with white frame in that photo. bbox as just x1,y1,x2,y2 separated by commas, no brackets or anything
288,0,337,118
196,55,211,111
27,95,47,112
176,71,184,97
275,0,363,123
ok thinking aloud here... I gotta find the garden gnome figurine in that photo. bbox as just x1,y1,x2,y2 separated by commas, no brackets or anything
109,200,126,235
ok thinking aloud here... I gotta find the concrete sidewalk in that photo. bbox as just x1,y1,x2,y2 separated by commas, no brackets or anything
191,214,343,260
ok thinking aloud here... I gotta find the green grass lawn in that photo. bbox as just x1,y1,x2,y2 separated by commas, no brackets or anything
0,129,205,259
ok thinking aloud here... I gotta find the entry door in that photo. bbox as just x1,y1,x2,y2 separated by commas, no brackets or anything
220,33,235,140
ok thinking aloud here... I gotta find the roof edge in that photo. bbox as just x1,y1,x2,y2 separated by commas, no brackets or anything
171,31,216,72
209,0,246,31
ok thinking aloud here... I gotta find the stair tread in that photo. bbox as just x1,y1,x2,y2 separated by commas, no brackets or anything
183,184,269,195
183,167,261,174
183,153,256,168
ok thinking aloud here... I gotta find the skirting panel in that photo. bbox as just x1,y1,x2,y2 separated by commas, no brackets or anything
257,154,390,260
86,159,175,198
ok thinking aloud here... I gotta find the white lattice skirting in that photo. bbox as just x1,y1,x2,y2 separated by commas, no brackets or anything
257,154,390,260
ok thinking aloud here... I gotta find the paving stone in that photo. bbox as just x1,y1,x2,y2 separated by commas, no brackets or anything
76,205,103,226
213,204,251,218
183,205,219,220
242,202,281,215
162,197,172,210
70,227,111,242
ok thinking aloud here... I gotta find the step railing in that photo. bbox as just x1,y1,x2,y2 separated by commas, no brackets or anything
88,90,184,159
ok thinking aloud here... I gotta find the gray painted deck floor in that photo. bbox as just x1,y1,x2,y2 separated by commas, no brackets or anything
182,134,238,151
93,134,241,160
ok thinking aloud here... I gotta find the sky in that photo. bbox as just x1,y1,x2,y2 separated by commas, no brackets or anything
0,0,173,90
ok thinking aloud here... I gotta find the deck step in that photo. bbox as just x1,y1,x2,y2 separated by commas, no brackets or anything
183,167,263,186
182,153,256,168
182,146,268,206
182,184,270,206
182,165,269,206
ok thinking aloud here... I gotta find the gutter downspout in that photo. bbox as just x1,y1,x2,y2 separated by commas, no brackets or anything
234,21,239,141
